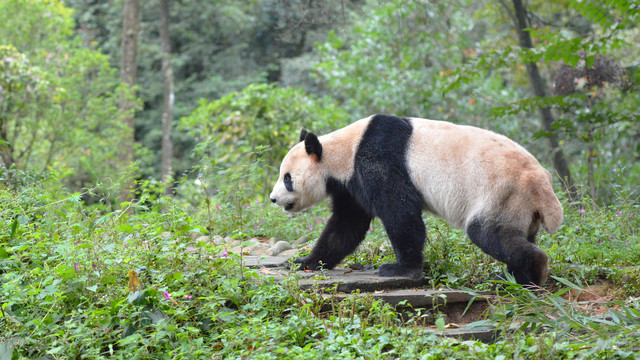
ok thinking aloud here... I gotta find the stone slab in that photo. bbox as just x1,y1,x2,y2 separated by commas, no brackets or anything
242,256,292,268
261,267,427,292
439,325,499,342
321,289,488,307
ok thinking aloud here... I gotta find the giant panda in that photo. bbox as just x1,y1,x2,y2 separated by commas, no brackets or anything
269,114,564,286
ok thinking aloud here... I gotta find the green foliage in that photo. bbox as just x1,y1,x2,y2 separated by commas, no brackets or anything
444,0,640,203
177,83,347,239
314,0,521,134
0,0,136,193
480,277,640,359
1,0,640,357
67,0,350,179
174,149,327,241
1,165,640,358
0,0,74,53
546,197,640,269
182,83,349,189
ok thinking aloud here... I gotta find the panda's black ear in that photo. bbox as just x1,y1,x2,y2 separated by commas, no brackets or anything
299,128,308,142
304,132,322,162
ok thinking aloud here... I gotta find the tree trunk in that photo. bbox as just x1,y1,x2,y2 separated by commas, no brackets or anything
511,0,579,203
119,0,140,202
0,115,14,170
159,0,174,195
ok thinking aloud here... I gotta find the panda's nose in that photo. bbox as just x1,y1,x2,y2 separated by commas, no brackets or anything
270,197,277,203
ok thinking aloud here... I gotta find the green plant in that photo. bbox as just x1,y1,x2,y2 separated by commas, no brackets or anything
0,0,137,193
182,83,350,190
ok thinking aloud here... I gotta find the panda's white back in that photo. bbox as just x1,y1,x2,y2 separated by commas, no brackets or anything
405,117,549,229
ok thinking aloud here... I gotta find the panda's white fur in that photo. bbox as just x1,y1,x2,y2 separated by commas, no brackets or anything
270,115,563,285
271,118,368,212
405,117,562,233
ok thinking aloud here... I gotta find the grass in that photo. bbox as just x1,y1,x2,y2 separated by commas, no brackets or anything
1,170,640,359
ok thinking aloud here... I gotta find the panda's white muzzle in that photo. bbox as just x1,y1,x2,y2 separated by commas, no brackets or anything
269,184,298,212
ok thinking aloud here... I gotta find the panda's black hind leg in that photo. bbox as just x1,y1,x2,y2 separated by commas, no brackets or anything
378,263,423,279
466,217,548,286
377,211,426,280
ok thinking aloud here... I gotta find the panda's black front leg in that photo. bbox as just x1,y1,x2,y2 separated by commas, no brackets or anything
293,193,372,271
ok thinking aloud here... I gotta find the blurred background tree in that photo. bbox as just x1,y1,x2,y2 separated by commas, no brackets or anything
0,0,637,205
0,0,135,195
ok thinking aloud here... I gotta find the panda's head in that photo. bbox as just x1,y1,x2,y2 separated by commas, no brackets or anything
270,129,327,213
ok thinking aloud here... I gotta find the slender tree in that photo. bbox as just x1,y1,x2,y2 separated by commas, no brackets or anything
119,0,140,201
504,0,578,202
159,0,174,195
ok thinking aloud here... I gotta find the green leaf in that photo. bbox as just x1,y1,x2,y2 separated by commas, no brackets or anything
86,285,98,292
0,341,14,360
56,265,75,280
144,309,167,324
0,246,9,259
533,129,554,140
435,317,445,332
118,224,135,233
127,290,145,305
9,218,18,240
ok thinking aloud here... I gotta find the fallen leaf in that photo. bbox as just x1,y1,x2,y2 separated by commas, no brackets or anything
127,270,141,292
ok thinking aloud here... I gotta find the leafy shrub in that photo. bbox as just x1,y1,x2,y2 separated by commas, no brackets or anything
181,83,350,190
0,0,136,194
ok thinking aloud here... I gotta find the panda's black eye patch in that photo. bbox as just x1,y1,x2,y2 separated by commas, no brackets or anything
284,173,293,192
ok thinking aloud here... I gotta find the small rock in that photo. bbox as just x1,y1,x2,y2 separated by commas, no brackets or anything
249,243,270,255
266,241,293,256
228,246,243,254
213,235,225,245
294,236,311,246
279,249,299,257
195,235,209,243
248,238,260,245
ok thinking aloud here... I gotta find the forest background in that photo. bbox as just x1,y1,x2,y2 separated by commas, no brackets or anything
1,0,640,358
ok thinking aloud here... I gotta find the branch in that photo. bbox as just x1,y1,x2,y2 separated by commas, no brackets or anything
497,0,518,27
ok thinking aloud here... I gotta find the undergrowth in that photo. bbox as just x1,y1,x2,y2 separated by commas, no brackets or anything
1,168,639,359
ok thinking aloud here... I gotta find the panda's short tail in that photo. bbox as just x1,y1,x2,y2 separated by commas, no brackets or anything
538,192,564,234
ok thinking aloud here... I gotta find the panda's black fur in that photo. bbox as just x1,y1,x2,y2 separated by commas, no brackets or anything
270,114,563,285
298,115,426,278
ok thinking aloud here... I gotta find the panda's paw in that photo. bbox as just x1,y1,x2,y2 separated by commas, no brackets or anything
289,256,322,271
378,263,423,280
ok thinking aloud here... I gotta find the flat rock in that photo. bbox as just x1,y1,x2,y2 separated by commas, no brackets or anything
266,267,427,292
243,256,427,291
438,323,499,342
321,289,487,307
243,256,292,268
